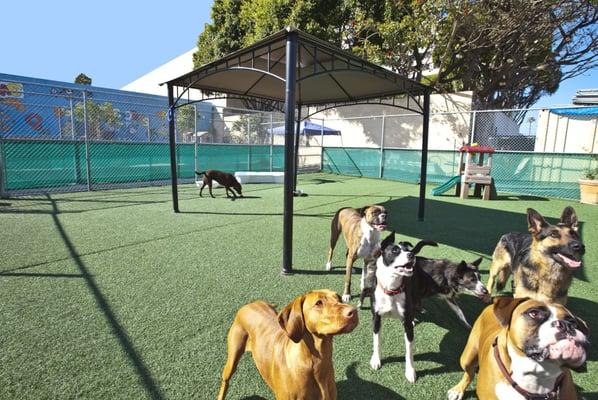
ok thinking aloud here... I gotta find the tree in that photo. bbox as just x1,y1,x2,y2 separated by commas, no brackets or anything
193,0,347,67
74,73,92,85
194,0,598,110
73,99,121,140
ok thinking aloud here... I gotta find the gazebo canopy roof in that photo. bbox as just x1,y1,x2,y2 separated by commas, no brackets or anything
166,27,431,112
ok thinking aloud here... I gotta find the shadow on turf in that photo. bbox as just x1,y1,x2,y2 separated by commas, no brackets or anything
337,362,405,399
380,196,589,282
42,194,166,400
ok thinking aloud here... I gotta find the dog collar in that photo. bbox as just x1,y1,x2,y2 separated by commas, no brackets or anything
379,283,404,296
492,337,565,400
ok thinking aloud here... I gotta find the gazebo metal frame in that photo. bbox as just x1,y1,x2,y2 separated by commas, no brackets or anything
165,27,433,274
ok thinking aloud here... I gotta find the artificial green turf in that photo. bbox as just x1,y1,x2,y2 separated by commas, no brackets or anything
1,173,597,399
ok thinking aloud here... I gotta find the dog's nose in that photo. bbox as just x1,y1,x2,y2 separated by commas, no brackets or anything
481,286,489,294
571,241,584,254
553,320,576,335
407,253,414,260
553,320,565,331
344,308,356,319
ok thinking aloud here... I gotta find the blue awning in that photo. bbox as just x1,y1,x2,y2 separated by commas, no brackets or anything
269,120,341,135
550,107,598,117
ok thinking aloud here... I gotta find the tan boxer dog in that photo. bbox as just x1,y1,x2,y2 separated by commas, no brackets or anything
325,205,387,303
448,297,588,400
217,289,358,400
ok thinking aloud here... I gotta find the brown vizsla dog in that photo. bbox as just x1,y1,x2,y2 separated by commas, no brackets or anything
217,289,358,400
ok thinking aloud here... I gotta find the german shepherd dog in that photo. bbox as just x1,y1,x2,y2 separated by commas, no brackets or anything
486,207,584,304
195,170,243,199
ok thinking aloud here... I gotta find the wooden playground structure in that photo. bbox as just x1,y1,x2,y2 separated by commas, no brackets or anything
457,145,497,200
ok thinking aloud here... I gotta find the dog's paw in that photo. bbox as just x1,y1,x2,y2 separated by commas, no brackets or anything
370,355,381,370
325,262,333,271
342,294,351,303
405,367,417,383
357,300,363,309
447,389,464,400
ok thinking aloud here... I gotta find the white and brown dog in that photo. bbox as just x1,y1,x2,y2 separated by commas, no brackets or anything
448,296,589,400
325,205,387,303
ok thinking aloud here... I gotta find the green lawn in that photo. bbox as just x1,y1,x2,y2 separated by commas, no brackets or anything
1,173,596,400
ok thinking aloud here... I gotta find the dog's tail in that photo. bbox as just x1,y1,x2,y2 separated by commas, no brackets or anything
195,171,206,176
411,240,438,255
329,208,345,249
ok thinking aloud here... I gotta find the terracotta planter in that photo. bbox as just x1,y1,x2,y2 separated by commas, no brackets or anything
579,179,598,205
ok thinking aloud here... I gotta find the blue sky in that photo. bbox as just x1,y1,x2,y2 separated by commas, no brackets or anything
1,0,595,108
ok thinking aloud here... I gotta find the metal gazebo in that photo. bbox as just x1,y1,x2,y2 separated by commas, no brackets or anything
165,27,433,274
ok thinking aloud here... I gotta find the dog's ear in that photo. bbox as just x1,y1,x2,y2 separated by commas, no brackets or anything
471,257,483,269
573,315,590,337
381,231,395,250
560,206,579,232
527,208,547,235
493,296,529,327
457,260,468,271
278,295,305,343
411,240,438,255
359,206,368,217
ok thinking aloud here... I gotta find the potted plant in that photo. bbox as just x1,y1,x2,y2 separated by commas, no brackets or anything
579,156,598,205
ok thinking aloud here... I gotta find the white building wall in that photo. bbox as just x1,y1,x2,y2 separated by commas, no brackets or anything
121,48,226,108
535,109,598,153
317,91,473,150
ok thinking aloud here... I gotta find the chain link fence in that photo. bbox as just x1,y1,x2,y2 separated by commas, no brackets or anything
1,74,597,201
320,106,597,200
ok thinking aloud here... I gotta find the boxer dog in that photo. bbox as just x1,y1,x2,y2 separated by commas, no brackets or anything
486,207,584,304
325,205,387,303
195,170,243,199
448,296,589,400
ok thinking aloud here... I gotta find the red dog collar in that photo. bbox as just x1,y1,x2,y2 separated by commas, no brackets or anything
379,283,404,296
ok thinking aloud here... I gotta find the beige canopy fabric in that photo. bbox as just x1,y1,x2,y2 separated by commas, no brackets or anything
166,27,430,112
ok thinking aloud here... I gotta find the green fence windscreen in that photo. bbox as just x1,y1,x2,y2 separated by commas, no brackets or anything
2,140,284,192
323,147,597,200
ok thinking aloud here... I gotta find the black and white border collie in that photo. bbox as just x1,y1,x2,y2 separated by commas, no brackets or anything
413,256,489,329
369,232,435,383
369,232,490,383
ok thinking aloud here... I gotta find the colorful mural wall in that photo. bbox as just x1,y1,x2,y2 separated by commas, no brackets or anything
0,73,212,142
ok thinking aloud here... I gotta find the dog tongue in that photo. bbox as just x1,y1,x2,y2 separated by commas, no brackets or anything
555,253,582,268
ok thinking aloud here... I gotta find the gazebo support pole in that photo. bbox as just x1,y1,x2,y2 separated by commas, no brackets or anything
293,104,302,193
282,31,298,275
167,84,179,213
418,91,431,221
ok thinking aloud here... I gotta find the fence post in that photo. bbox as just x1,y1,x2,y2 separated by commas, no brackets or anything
469,111,477,144
247,118,251,170
591,117,598,153
552,116,561,152
0,137,7,198
69,98,75,139
269,113,274,172
562,116,570,153
194,104,198,137
320,117,324,172
82,91,92,191
543,111,551,152
379,113,386,178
